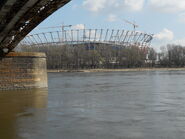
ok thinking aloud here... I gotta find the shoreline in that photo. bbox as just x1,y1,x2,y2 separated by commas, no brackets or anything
47,68,185,73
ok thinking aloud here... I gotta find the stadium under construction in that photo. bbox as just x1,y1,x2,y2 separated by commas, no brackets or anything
18,27,154,69
19,28,153,47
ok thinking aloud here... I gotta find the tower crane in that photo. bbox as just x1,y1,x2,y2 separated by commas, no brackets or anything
39,24,72,42
39,24,72,31
123,19,139,32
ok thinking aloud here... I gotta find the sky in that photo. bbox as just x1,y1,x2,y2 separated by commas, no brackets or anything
31,0,185,51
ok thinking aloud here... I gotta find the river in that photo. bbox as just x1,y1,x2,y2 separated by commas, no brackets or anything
1,71,185,139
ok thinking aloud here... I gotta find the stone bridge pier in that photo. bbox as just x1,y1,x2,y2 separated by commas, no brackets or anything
0,0,70,90
0,52,48,90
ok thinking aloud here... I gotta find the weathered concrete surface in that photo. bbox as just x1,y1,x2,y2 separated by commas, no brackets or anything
0,52,48,90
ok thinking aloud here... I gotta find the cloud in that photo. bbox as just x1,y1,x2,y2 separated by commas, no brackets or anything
72,24,85,30
83,0,144,13
107,14,118,22
153,37,185,51
124,0,144,11
151,28,185,52
148,0,185,13
82,0,106,12
154,28,174,41
83,0,185,14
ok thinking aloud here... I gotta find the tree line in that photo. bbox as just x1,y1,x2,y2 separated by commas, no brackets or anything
19,43,185,69
159,44,185,67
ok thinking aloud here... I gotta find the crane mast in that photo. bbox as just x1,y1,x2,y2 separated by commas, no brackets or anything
123,19,139,32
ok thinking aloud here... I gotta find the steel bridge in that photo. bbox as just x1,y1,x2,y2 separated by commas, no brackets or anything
0,0,70,55
19,29,153,48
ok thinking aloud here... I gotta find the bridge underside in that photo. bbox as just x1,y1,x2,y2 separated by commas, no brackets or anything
0,0,70,55
0,0,70,90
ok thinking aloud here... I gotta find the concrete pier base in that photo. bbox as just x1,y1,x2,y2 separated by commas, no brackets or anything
0,52,48,90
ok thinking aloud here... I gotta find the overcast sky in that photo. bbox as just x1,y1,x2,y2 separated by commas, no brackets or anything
31,0,185,51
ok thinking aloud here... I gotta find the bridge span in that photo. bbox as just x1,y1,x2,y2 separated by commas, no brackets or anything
0,0,71,90
0,0,153,90
0,0,70,55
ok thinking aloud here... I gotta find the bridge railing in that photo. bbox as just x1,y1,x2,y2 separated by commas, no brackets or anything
19,29,153,47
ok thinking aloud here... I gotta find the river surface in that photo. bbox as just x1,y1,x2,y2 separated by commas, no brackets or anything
1,71,185,139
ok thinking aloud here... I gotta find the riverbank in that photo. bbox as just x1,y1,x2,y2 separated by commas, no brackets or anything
47,68,185,73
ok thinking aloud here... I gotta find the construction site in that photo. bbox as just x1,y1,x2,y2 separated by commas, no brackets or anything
18,25,154,69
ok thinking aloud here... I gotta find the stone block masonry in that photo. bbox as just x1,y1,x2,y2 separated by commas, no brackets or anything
0,52,48,90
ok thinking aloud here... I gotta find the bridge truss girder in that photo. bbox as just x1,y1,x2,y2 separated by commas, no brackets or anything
0,0,70,55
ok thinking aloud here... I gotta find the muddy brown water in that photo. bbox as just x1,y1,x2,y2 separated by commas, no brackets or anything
1,71,185,139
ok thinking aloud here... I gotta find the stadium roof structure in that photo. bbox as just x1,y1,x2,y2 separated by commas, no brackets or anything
19,28,153,47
